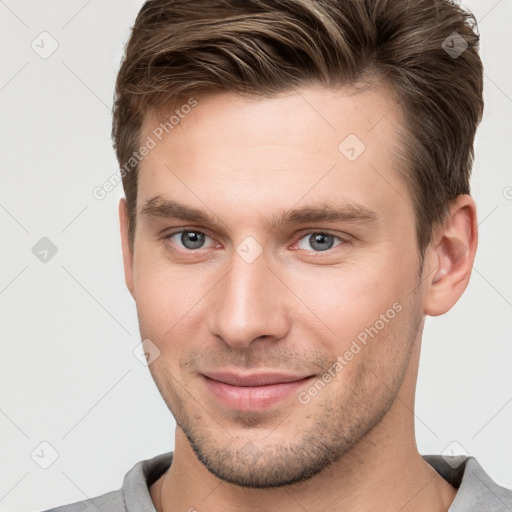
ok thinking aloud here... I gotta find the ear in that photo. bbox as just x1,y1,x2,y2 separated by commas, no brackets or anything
423,195,478,316
119,198,135,297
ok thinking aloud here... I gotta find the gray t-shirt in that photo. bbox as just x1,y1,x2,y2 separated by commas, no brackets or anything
39,452,511,511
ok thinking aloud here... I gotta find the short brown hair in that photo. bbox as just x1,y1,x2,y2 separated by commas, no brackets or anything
112,0,483,255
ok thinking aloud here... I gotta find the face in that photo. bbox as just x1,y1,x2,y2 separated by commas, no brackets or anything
123,85,426,487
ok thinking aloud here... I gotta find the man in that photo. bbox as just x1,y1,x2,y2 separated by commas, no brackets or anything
42,0,511,511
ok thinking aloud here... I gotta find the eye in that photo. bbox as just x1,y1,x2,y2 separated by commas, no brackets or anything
296,232,343,252
165,229,215,250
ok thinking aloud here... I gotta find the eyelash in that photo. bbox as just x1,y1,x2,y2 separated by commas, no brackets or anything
163,228,347,254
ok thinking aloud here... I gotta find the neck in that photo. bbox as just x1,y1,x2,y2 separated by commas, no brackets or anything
157,424,454,512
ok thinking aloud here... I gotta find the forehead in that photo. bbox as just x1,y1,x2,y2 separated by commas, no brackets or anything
136,85,412,228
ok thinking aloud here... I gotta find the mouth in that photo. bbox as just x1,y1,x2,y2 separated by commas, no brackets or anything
200,370,315,411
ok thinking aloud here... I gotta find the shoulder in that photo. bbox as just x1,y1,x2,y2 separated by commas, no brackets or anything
35,451,172,512
424,455,512,511
37,489,125,512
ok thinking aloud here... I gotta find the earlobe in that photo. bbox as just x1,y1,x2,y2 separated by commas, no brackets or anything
119,198,135,297
423,195,478,316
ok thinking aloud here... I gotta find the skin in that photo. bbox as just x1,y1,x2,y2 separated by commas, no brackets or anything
119,84,478,511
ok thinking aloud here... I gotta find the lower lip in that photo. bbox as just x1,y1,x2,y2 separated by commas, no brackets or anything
201,375,313,411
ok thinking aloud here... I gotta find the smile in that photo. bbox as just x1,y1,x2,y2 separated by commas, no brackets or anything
200,371,315,411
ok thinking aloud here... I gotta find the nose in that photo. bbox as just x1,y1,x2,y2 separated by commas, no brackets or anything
206,248,291,349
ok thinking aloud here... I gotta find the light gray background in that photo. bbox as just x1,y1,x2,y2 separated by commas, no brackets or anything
0,1,511,511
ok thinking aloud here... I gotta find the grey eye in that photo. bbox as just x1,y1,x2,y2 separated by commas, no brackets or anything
297,233,341,252
177,230,206,249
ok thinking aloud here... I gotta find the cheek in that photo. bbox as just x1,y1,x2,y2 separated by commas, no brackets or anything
281,245,421,380
132,248,222,358
132,251,187,337
284,259,410,343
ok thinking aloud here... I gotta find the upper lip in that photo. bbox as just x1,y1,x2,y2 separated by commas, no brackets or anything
202,370,313,387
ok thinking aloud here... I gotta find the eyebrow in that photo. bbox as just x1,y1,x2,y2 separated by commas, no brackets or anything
139,195,379,232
